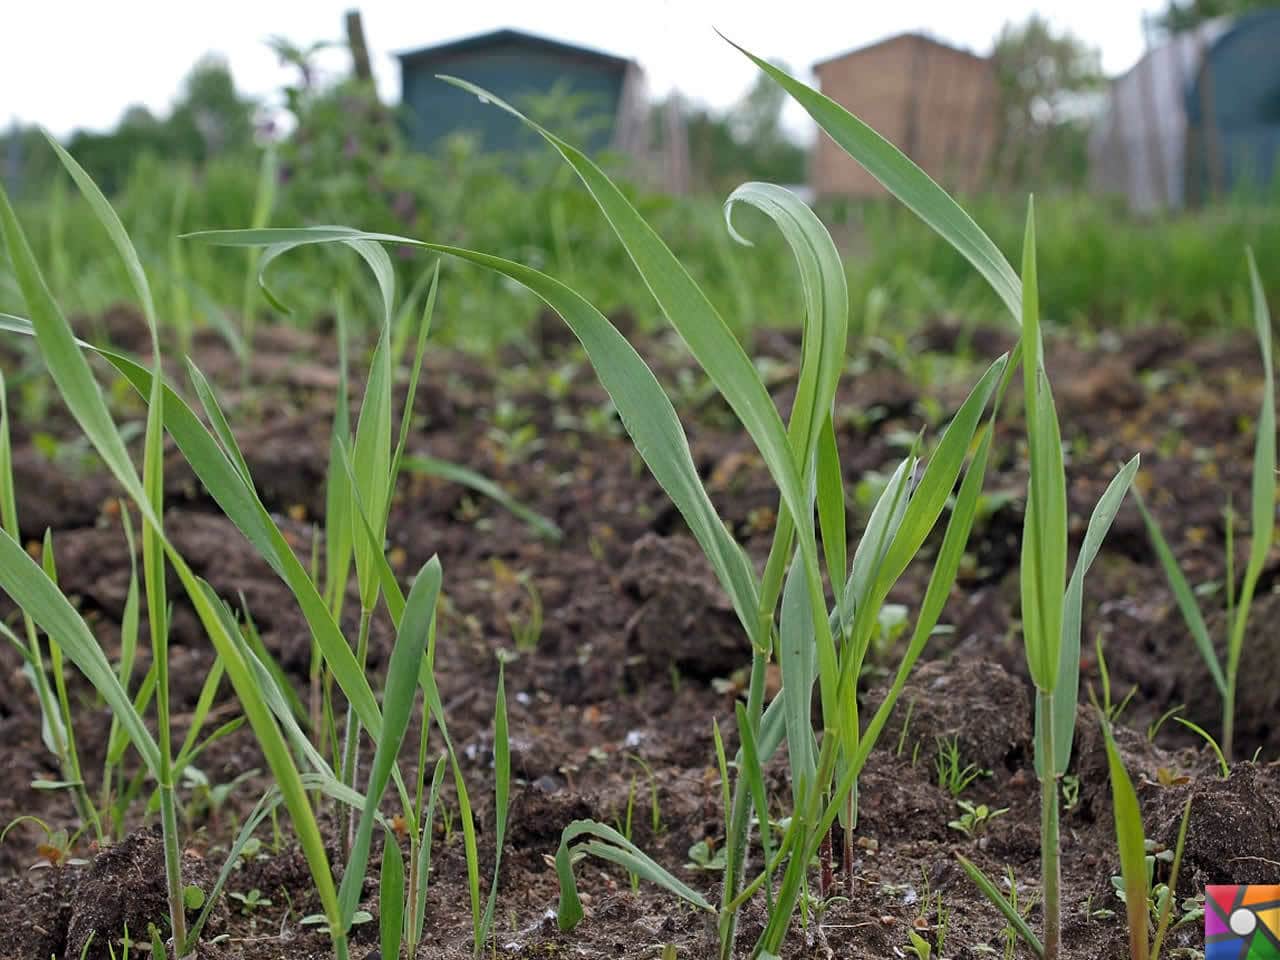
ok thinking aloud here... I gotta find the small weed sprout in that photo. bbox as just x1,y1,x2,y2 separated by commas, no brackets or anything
1061,774,1081,812
935,736,988,797
1,814,89,869
905,929,933,960
948,800,1010,838
229,888,273,916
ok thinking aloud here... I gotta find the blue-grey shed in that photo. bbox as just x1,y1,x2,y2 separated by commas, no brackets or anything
394,28,651,157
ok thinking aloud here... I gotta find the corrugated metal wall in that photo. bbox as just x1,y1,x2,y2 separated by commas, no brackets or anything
400,40,625,154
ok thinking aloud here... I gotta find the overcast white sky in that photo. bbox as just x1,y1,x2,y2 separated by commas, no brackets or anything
7,0,1168,139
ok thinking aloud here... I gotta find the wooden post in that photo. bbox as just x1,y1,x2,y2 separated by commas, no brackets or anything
346,9,373,83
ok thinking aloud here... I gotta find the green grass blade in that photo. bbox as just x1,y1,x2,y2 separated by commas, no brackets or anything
722,43,1021,324
1242,249,1275,596
435,81,826,659
389,262,439,484
184,228,763,650
816,416,847,611
335,434,410,628
734,700,775,913
869,355,1008,608
39,132,158,332
180,580,345,938
422,245,764,643
0,184,149,512
848,422,996,775
402,455,562,541
239,606,308,724
350,326,393,611
1043,455,1141,776
843,455,914,630
249,233,395,323
170,655,227,780
324,296,354,614
1151,797,1192,960
380,826,406,960
479,664,510,945
0,529,161,773
1101,717,1150,960
1018,201,1067,693
1133,490,1226,696
1173,716,1230,777
238,624,334,780
414,615,488,955
779,556,818,809
186,361,254,488
339,557,442,928
412,755,447,945
555,820,713,930
0,372,68,762
724,181,848,476
956,854,1045,957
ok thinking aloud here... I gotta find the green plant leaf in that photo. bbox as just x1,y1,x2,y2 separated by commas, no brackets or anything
1243,249,1275,603
339,557,442,929
324,296,354,615
380,827,405,960
350,325,393,611
1101,716,1150,960
848,420,996,777
0,528,161,776
0,313,391,753
723,44,1021,323
0,170,347,946
1133,490,1226,696
434,81,829,665
734,700,775,913
479,663,510,947
412,754,447,945
956,854,1045,957
1042,454,1141,776
402,455,561,541
1018,200,1067,693
181,228,764,654
555,820,713,931
816,416,847,611
778,555,818,810
723,181,847,479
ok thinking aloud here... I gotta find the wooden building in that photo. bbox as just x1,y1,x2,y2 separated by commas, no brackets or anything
811,33,999,197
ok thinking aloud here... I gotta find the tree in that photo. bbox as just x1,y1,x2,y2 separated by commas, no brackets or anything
1157,0,1280,32
991,16,1105,189
166,55,257,161
58,56,257,193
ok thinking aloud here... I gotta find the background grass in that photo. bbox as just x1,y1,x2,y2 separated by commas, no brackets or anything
3,142,1276,352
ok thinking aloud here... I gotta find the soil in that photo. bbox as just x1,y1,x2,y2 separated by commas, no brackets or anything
0,308,1276,960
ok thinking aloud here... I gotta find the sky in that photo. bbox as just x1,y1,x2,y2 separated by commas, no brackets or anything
6,0,1170,140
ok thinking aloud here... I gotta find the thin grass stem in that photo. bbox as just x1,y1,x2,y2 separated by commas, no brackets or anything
1037,689,1061,960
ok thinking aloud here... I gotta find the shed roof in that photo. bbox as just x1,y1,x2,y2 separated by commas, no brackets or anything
813,31,988,71
395,28,633,72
